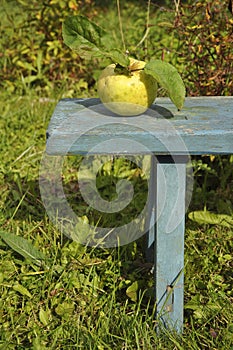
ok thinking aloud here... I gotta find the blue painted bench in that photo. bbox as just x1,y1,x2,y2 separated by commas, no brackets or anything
44,96,233,331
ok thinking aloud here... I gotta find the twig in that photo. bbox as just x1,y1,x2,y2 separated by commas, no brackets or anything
116,0,126,52
136,0,151,49
174,0,181,16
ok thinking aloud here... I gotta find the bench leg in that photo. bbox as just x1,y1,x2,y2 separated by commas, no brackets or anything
147,155,186,332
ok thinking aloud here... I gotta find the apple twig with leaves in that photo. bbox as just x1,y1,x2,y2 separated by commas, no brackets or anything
62,15,186,114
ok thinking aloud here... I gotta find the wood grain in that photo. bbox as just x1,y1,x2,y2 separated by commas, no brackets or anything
46,97,233,156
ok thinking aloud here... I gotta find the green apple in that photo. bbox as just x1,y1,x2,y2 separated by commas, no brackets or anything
97,58,158,116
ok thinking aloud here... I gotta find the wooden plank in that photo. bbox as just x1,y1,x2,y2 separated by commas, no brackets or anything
46,97,233,155
155,157,186,331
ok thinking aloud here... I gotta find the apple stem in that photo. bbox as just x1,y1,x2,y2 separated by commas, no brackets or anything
130,68,144,72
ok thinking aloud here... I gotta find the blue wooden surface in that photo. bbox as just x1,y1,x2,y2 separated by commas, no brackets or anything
46,97,233,156
154,159,186,331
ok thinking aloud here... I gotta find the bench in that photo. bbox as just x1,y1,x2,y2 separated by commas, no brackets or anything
41,96,233,331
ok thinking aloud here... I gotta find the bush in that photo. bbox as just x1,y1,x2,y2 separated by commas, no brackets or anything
171,0,233,96
1,0,232,97
0,0,97,95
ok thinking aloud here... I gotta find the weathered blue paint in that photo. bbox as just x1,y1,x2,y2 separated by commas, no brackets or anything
46,97,233,155
155,157,186,331
45,97,233,332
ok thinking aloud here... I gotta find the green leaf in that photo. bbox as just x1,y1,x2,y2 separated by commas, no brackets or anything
62,15,106,59
0,230,46,265
188,211,233,227
39,308,50,326
55,301,75,318
126,281,138,302
13,283,32,298
144,59,186,110
62,15,130,67
104,48,130,67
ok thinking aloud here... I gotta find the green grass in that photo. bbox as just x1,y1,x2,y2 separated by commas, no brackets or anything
0,87,232,349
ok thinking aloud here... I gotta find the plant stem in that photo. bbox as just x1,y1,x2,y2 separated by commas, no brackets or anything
116,0,126,52
174,0,180,16
135,0,151,51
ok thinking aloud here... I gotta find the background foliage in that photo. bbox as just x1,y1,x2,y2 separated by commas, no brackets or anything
1,0,232,97
172,0,233,96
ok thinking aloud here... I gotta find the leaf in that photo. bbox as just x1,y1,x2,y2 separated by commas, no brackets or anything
62,15,108,60
188,211,233,227
144,59,186,110
55,301,75,317
0,230,46,265
13,283,32,298
62,15,130,67
104,48,130,67
39,308,50,326
126,281,138,302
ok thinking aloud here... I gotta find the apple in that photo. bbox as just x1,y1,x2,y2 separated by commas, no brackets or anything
97,58,158,116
